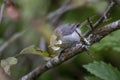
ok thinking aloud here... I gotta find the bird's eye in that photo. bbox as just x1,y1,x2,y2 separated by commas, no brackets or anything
76,23,80,27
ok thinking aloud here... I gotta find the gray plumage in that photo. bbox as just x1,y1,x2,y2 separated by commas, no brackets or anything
49,23,92,59
54,23,80,37
50,23,81,50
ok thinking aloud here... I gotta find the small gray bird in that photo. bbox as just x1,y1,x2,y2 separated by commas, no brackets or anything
49,23,95,60
50,23,89,51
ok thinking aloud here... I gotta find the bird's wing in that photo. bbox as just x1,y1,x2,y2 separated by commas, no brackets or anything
55,23,80,37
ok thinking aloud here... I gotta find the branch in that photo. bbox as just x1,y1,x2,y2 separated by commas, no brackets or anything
0,0,7,23
21,20,120,80
84,1,115,37
0,31,24,55
47,0,79,26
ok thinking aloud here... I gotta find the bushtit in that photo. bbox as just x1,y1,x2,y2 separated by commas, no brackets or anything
50,23,90,52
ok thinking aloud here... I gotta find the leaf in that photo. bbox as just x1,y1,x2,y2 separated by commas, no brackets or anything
19,45,55,58
84,76,102,80
0,57,18,75
83,61,120,80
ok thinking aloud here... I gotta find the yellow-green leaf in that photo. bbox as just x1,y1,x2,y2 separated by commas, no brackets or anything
19,45,55,58
0,57,18,75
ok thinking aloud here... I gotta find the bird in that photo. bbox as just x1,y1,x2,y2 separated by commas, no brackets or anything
49,23,94,60
50,23,89,51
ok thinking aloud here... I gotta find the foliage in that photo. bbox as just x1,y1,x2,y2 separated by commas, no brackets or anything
19,45,54,58
83,61,120,80
0,57,17,75
84,76,102,80
0,0,120,80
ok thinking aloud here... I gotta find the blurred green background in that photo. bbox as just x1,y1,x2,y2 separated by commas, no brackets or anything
0,0,120,80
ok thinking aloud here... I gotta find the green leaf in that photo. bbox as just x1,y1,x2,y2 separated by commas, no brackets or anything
84,76,102,80
0,57,18,75
83,61,120,80
19,45,55,58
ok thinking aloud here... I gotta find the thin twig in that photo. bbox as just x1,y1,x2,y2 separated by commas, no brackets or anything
94,2,115,28
87,17,94,31
0,0,7,23
0,31,24,55
21,20,120,80
84,1,115,37
47,0,72,20
47,0,79,26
